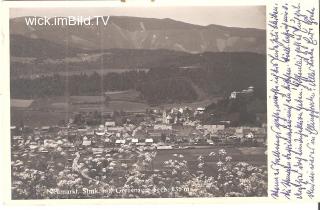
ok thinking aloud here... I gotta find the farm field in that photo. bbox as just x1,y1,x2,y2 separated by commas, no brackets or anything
10,90,222,126
104,90,141,101
157,96,223,110
11,99,34,108
70,96,105,103
13,68,150,79
11,108,70,127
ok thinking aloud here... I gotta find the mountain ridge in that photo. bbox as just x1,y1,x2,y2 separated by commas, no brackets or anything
10,15,266,54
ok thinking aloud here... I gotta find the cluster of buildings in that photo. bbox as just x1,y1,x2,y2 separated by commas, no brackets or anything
11,103,267,155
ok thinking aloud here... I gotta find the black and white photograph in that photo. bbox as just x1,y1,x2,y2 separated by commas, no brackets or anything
9,6,268,200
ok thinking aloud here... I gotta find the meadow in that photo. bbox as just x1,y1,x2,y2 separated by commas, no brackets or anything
10,90,221,126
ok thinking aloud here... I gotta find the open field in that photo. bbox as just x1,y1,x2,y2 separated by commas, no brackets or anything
54,68,149,76
13,68,150,79
156,96,223,110
70,90,141,103
104,101,149,112
70,96,105,103
10,91,222,126
11,99,34,108
104,90,140,101
11,109,70,127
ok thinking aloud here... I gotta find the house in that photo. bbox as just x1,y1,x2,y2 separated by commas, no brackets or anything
105,121,116,127
183,120,197,126
145,138,153,144
229,86,254,99
156,145,173,150
41,126,50,132
115,139,126,144
92,148,104,154
77,126,88,132
108,126,125,132
152,108,161,114
82,136,92,146
203,125,225,133
245,132,254,139
206,139,214,145
229,91,238,99
154,124,172,130
235,127,244,138
44,139,58,148
131,138,139,144
82,141,92,146
195,107,205,115
85,130,95,136
12,136,23,141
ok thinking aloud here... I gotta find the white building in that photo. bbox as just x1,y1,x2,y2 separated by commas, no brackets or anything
195,107,205,115
105,121,116,127
115,139,126,144
131,138,139,143
82,136,92,146
145,138,154,144
154,124,173,130
229,86,254,99
202,125,225,133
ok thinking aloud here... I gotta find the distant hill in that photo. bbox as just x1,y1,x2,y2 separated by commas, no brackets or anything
10,16,266,105
10,34,82,59
10,16,266,54
10,37,266,97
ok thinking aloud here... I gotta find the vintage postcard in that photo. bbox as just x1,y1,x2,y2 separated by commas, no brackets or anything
0,0,318,204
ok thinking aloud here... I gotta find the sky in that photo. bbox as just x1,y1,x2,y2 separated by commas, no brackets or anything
10,6,266,29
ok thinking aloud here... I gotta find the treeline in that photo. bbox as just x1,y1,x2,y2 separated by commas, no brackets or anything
10,70,198,104
201,95,267,126
139,77,197,105
11,71,146,98
11,64,266,105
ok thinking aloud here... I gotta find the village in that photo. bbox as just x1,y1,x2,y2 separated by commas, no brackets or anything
10,89,268,199
11,104,267,153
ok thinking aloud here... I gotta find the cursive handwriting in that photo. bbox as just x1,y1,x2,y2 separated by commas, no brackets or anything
268,1,319,200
